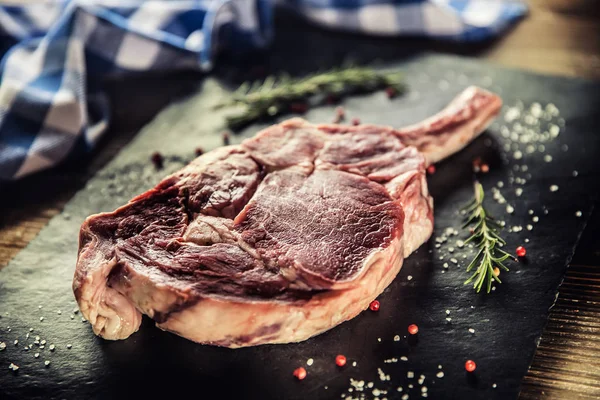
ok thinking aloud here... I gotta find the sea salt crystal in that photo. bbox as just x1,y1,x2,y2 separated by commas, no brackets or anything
575,211,582,217
550,185,559,192
306,358,314,366
527,224,533,231
533,216,539,222
394,335,400,342
504,107,520,122
401,356,408,361
506,205,514,214
445,310,450,315
407,371,414,379
516,188,523,197
468,328,475,334
446,317,452,322
513,151,523,160
450,258,458,264
544,154,553,163
573,170,578,177
407,275,413,281
436,372,444,378
443,263,449,269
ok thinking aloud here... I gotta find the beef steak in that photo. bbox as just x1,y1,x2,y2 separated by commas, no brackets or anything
74,86,502,347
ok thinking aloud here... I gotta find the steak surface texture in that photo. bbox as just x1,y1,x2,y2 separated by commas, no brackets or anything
74,86,502,347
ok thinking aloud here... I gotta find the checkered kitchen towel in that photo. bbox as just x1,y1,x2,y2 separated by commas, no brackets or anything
0,0,527,181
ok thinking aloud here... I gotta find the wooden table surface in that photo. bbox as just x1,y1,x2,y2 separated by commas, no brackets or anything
1,1,599,398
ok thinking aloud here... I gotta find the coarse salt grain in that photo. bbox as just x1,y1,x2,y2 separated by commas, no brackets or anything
401,356,408,361
468,328,475,334
407,275,413,281
533,216,539,222
445,310,450,315
394,335,400,341
306,358,314,366
550,185,559,192
575,211,582,217
407,371,414,379
436,371,444,378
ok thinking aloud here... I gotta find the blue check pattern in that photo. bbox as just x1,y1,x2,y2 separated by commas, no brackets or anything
0,0,527,180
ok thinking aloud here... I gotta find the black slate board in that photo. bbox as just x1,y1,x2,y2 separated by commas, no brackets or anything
1,45,600,400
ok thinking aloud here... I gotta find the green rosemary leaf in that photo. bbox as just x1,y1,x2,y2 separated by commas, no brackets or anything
462,181,514,294
215,66,405,130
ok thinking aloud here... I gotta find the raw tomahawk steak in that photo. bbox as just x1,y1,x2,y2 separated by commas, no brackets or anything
74,86,501,347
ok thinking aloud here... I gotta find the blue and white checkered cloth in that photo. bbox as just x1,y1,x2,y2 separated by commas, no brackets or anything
0,0,527,181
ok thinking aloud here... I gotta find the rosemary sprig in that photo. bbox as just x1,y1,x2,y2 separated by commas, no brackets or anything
215,66,405,130
462,182,514,293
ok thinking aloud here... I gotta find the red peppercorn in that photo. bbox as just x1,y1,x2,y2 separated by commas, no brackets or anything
290,103,308,114
465,360,476,372
516,246,526,257
385,87,397,99
194,147,204,157
408,324,419,335
369,300,380,312
351,117,361,126
150,152,163,168
480,164,489,173
293,367,307,380
335,355,347,367
427,165,436,174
